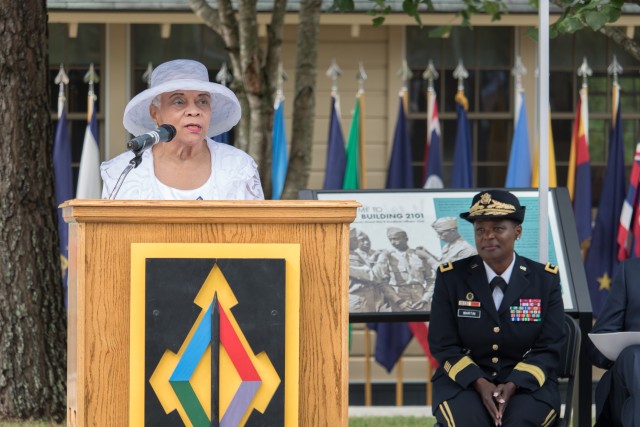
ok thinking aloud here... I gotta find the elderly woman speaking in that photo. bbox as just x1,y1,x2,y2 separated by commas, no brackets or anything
428,190,565,427
101,59,264,200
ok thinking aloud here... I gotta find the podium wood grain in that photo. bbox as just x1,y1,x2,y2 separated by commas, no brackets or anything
63,200,359,427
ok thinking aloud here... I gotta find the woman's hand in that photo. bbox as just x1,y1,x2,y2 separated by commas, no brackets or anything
493,382,517,423
473,378,500,425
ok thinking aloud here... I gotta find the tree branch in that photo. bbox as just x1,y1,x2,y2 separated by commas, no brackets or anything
185,0,221,32
266,0,288,99
599,25,640,63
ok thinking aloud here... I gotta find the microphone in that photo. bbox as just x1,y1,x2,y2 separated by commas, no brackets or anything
127,124,176,152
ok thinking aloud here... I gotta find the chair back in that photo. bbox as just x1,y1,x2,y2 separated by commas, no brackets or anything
556,314,581,427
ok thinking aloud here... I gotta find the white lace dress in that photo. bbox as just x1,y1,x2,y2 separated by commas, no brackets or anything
100,138,264,200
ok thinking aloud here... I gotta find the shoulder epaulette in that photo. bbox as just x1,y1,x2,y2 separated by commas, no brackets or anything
440,262,454,273
544,262,558,274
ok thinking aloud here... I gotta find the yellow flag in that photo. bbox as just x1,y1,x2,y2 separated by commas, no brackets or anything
531,114,557,187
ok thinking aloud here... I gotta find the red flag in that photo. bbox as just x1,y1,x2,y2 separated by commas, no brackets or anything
408,322,438,369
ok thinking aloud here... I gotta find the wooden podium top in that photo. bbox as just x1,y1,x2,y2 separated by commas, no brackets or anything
62,199,360,224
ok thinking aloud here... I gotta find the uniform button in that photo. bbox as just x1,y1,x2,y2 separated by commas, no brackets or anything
493,326,500,333
492,357,499,364
491,371,497,377
492,344,499,351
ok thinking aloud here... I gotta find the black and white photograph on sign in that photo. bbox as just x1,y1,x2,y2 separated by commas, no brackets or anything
310,189,576,320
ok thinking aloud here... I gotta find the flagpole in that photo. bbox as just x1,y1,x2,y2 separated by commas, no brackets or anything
84,63,99,121
54,64,69,119
538,0,550,263
512,56,526,124
326,59,342,116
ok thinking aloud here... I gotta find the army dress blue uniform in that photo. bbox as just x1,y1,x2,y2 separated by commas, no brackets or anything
428,254,565,427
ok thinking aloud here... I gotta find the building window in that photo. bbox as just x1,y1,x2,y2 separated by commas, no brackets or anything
550,29,640,205
406,26,640,199
49,23,104,195
406,26,514,188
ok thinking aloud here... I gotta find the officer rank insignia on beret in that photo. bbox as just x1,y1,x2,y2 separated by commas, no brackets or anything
440,262,453,272
544,263,558,274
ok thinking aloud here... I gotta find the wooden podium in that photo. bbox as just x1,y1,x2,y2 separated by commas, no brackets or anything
62,200,359,427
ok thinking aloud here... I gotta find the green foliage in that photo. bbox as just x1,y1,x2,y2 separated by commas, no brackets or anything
330,0,629,39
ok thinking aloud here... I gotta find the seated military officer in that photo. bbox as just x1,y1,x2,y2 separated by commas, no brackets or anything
587,258,640,426
428,189,565,427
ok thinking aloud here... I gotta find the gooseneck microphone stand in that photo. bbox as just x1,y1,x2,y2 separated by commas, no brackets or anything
108,150,144,200
108,124,176,200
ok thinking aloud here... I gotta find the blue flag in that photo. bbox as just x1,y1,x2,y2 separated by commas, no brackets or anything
271,99,288,200
585,83,626,318
505,92,532,187
214,130,230,144
53,110,72,302
451,99,473,188
368,322,414,373
385,96,414,188
323,96,347,189
369,94,415,372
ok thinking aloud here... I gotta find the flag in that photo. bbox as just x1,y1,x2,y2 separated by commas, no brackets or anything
505,91,532,187
618,141,640,260
76,97,101,198
323,95,347,189
423,93,443,189
342,94,363,348
408,322,438,368
343,96,361,189
214,131,230,144
385,94,413,188
531,114,557,187
271,98,288,200
368,92,416,372
585,82,625,317
368,322,414,373
567,89,592,247
53,109,72,302
451,92,472,188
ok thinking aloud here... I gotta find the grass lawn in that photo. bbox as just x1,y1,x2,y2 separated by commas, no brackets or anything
0,423,63,427
0,417,437,427
350,416,436,426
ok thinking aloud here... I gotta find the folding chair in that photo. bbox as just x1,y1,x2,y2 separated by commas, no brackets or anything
556,313,581,427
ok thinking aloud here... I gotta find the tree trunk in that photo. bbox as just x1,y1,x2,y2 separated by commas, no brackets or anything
0,0,67,421
188,0,273,196
282,0,322,199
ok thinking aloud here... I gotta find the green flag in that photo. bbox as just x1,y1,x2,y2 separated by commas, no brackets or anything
343,96,361,189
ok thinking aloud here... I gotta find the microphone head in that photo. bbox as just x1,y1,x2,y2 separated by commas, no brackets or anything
159,124,176,142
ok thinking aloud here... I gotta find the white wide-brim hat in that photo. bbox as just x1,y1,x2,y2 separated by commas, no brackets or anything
123,59,241,138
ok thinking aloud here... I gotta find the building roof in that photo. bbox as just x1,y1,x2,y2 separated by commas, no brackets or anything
36,0,594,13
46,0,640,16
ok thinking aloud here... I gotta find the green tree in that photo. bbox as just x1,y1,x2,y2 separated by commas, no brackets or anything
0,0,66,421
335,0,640,61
